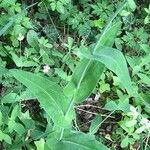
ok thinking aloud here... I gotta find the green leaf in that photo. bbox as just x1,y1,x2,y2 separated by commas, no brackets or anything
19,89,36,100
47,132,109,150
9,107,24,133
64,0,128,102
13,123,25,135
0,130,12,144
145,5,150,13
125,119,137,127
89,115,102,134
94,19,104,28
2,90,36,103
104,101,118,111
120,10,130,16
56,1,65,14
117,98,130,113
64,59,105,103
2,93,20,103
9,69,74,127
0,112,3,126
121,136,129,148
127,0,136,11
64,22,122,103
8,120,15,133
135,126,145,134
79,47,133,94
55,68,71,81
0,19,14,36
137,73,150,87
43,54,55,65
140,44,150,53
35,138,45,150
0,66,8,76
105,98,130,113
50,2,56,11
99,81,110,93
144,16,150,24
11,53,38,67
27,30,39,48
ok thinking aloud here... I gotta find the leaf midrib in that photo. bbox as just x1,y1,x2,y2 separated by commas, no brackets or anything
75,2,126,92
80,49,132,92
93,52,125,76
62,140,96,150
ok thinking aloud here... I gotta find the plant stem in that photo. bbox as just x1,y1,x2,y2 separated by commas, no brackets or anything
59,96,75,140
144,133,150,150
59,128,64,141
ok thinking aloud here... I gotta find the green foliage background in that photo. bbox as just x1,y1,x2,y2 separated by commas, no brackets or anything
0,0,150,149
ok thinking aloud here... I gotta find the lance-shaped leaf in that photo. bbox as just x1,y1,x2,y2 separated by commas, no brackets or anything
0,130,12,144
47,132,110,150
64,22,122,102
0,19,14,36
79,47,133,94
9,69,74,128
89,115,102,134
64,1,127,103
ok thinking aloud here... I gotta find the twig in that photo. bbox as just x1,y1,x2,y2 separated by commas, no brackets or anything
75,107,97,115
75,107,115,118
75,104,107,110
